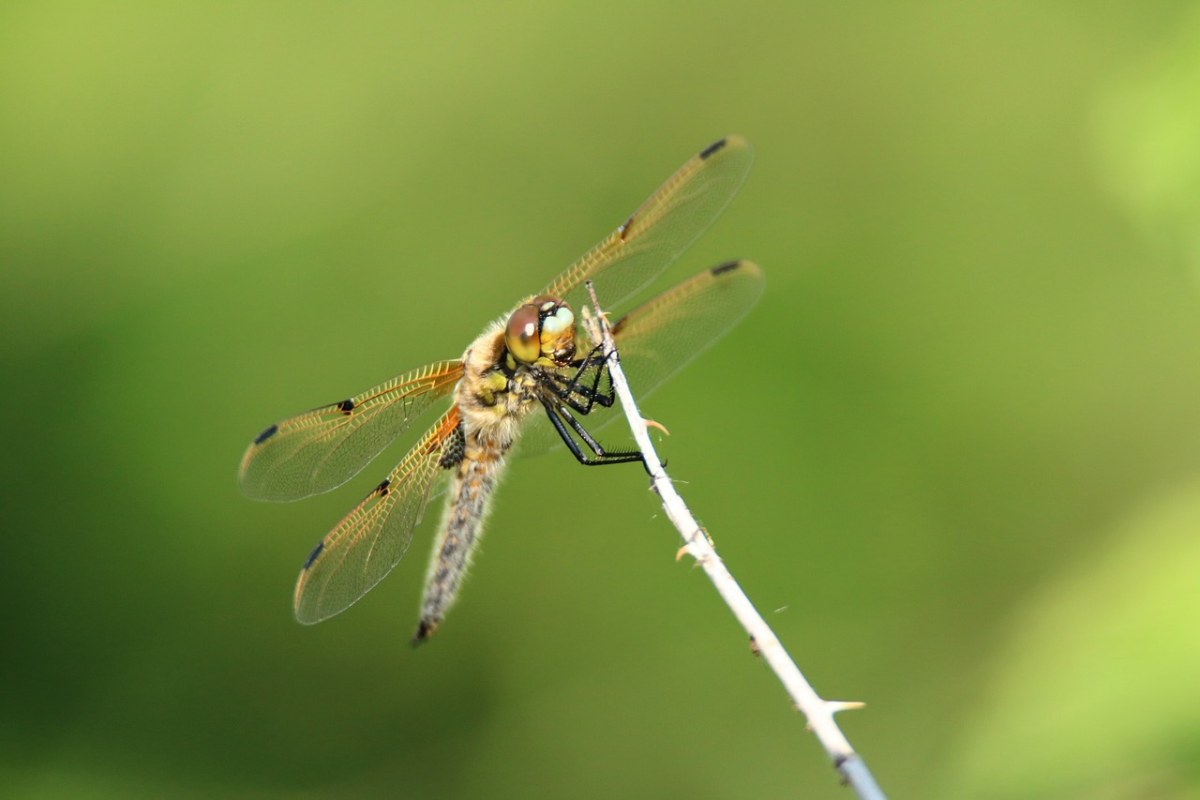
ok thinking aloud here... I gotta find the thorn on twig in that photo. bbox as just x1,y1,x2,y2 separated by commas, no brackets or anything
802,700,867,731
675,526,716,564
676,546,708,567
827,701,866,715
644,417,671,436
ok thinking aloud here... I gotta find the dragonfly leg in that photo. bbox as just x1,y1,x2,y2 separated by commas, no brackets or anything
543,345,617,414
539,398,645,468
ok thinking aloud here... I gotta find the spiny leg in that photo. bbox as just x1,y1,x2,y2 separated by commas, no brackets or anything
539,397,645,468
543,344,618,415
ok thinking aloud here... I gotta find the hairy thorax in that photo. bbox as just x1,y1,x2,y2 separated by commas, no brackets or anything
455,322,542,458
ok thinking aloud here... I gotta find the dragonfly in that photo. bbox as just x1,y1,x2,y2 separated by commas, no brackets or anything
239,135,763,643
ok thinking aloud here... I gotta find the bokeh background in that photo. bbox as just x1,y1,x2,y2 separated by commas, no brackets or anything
4,2,1200,798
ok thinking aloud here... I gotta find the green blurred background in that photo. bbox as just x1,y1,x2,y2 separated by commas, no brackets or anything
4,2,1200,797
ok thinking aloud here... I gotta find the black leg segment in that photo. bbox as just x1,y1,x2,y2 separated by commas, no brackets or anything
539,397,645,468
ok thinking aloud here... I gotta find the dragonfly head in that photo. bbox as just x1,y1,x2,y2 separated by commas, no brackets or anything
505,296,577,366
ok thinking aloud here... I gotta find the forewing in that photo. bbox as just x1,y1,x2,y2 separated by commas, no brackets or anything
239,360,463,501
293,408,461,624
540,135,753,314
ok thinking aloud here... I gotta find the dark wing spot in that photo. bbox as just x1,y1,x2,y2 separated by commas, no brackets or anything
618,214,636,242
303,540,325,570
375,479,391,496
699,138,727,160
337,399,355,414
711,260,741,276
253,424,279,445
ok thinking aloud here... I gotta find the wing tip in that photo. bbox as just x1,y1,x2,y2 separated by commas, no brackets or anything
252,423,279,445
237,422,279,494
292,593,323,626
699,134,751,161
302,540,326,570
709,258,763,279
699,137,727,160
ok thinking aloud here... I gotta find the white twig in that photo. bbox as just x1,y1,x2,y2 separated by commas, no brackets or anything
584,281,887,800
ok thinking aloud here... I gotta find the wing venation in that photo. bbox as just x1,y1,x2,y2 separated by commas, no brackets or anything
293,407,461,624
239,360,463,501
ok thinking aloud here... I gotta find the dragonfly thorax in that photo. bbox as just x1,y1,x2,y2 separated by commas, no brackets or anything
504,296,577,367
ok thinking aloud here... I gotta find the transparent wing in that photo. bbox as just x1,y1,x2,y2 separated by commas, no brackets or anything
293,407,460,624
608,259,764,396
521,260,764,455
239,360,463,501
540,135,753,314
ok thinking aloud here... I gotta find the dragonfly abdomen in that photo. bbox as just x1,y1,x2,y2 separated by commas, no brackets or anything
414,433,511,643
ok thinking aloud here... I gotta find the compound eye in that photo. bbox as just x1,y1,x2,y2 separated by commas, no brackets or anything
540,304,574,338
504,304,541,363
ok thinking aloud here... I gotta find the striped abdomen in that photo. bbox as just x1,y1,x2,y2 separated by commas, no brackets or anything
414,437,509,643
